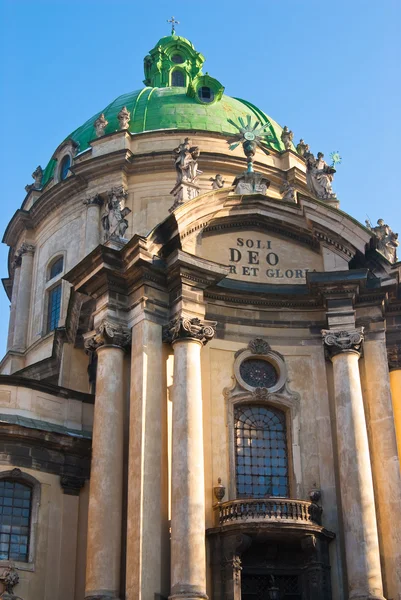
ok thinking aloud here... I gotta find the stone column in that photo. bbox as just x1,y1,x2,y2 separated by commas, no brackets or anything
7,259,21,351
322,329,385,600
164,316,216,600
361,336,401,600
83,320,130,600
388,345,401,460
13,243,35,352
84,195,103,254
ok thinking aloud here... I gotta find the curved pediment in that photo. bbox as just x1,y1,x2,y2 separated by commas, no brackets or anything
148,188,374,288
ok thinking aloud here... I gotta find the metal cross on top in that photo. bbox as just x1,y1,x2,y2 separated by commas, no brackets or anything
167,16,180,34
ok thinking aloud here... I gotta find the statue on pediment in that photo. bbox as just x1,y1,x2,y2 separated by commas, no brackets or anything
280,180,296,202
210,174,225,189
174,138,202,184
296,139,309,156
304,151,337,201
101,187,131,240
366,218,399,263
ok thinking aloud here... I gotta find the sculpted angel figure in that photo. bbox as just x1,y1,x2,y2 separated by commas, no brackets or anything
281,126,293,150
366,218,399,263
304,151,336,200
101,188,131,240
174,138,202,184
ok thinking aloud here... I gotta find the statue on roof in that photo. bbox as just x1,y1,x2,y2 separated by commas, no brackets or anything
366,218,399,263
173,138,202,184
296,139,309,156
281,126,293,150
94,114,108,138
117,106,131,130
280,180,296,202
304,151,337,201
210,174,225,189
101,186,131,240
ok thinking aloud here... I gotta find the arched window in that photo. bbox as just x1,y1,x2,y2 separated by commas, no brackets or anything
48,256,63,280
197,86,214,103
59,155,71,181
171,69,185,87
0,480,32,562
234,404,288,498
171,54,184,64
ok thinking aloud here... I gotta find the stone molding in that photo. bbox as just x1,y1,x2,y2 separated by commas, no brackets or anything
322,327,364,359
84,320,131,352
163,316,216,346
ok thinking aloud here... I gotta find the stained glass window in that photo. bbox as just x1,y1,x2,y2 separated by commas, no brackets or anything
239,358,278,388
172,69,185,86
235,404,288,498
0,480,31,562
47,284,62,332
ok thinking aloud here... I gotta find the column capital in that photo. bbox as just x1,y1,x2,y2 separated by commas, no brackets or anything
83,193,103,207
13,242,36,267
163,316,216,346
322,327,364,360
388,343,401,371
84,320,131,352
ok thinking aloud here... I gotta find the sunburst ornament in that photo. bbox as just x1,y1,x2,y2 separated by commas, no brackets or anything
330,151,342,167
227,115,274,172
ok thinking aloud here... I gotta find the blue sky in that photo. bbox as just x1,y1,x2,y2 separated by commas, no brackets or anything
0,0,400,356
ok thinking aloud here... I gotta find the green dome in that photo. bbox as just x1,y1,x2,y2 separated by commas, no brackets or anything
155,34,195,50
41,87,289,187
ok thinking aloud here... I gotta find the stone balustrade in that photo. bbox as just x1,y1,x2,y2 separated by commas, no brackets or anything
215,498,322,527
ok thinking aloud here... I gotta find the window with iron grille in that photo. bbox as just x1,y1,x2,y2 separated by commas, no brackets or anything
235,404,288,498
0,480,31,562
47,283,62,332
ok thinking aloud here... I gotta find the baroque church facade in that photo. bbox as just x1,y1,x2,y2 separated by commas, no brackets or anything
0,30,400,600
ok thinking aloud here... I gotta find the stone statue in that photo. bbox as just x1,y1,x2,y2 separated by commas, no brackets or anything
366,218,399,263
296,139,309,156
281,126,293,150
117,106,130,130
304,151,337,201
173,138,202,184
94,113,108,138
280,180,296,202
32,165,43,188
210,174,225,189
101,187,131,240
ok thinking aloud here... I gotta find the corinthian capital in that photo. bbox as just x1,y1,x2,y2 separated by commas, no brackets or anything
322,327,364,359
163,316,216,345
84,320,131,352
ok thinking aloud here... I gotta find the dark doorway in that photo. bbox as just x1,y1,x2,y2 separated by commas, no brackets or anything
242,573,302,599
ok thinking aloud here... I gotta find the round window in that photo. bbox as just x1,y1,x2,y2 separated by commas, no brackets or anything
198,86,214,103
171,54,184,64
60,155,71,181
239,358,278,388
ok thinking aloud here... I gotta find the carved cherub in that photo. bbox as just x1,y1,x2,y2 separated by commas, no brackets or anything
210,174,225,189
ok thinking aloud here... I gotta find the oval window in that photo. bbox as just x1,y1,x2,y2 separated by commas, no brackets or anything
198,86,214,103
60,155,71,181
239,358,278,388
171,54,184,64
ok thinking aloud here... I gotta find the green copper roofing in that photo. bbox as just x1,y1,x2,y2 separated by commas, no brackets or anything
155,34,195,50
41,87,290,187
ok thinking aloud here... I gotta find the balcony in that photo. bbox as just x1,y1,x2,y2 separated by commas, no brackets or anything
214,498,322,527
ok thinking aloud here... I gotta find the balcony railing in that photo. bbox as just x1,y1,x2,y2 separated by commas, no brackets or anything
214,498,322,527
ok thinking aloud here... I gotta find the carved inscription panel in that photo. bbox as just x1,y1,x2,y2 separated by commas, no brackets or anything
200,230,323,284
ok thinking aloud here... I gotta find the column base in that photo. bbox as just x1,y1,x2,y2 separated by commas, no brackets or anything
169,585,208,600
85,594,122,600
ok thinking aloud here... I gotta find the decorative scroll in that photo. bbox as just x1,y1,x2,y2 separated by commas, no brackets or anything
322,328,364,359
163,316,216,345
84,320,131,352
